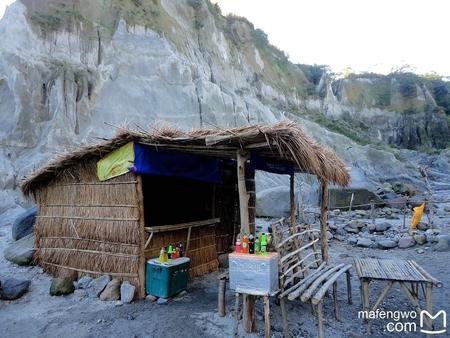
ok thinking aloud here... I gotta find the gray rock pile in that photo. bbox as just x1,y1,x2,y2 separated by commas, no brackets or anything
0,278,31,300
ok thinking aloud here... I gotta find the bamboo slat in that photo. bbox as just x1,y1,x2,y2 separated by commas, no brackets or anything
144,218,220,233
41,261,139,277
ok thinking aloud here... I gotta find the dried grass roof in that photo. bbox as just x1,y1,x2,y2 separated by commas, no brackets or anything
21,121,350,196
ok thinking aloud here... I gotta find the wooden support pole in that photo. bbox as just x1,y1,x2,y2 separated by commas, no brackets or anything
426,283,433,333
237,151,250,234
370,200,375,225
290,174,296,226
243,294,256,333
234,292,240,337
264,296,270,338
135,175,146,299
317,301,325,338
348,192,354,212
333,281,340,320
218,277,226,317
279,296,290,337
346,271,353,304
185,226,192,256
320,181,330,264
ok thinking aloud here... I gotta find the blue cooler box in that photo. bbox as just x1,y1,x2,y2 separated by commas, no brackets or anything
146,257,190,298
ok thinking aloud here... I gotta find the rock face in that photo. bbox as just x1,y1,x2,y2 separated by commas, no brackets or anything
4,233,35,265
99,279,121,301
11,205,37,240
0,278,30,300
256,186,296,217
50,277,75,296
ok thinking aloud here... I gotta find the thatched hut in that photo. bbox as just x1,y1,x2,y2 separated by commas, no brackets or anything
21,121,349,299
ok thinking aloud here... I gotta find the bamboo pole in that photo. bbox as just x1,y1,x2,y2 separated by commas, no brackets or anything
320,181,330,264
135,175,147,299
290,174,296,225
237,151,250,234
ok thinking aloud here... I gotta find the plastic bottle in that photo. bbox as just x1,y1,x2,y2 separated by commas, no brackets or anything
178,242,184,257
174,247,180,260
254,236,260,254
260,233,268,255
168,244,173,260
242,234,249,254
249,234,255,254
235,238,242,253
159,247,166,262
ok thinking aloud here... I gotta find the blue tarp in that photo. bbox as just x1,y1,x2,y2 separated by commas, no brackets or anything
133,143,222,183
249,153,294,175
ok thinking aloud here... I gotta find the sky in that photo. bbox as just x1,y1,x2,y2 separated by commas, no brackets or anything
0,0,448,76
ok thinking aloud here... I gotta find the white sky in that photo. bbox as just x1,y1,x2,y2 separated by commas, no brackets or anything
1,0,449,76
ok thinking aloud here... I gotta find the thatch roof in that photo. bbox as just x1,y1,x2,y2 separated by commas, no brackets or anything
21,121,350,196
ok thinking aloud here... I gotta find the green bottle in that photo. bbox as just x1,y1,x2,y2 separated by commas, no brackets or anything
254,236,261,254
260,233,268,255
168,244,173,260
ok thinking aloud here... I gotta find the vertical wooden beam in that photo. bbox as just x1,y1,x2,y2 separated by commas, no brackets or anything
263,296,270,338
290,174,296,226
135,175,146,299
237,150,250,234
243,294,256,332
218,277,226,317
320,181,330,264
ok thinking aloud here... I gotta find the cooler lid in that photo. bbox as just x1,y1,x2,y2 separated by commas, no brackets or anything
147,257,190,266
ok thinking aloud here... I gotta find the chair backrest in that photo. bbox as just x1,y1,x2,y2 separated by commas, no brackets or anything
271,219,324,293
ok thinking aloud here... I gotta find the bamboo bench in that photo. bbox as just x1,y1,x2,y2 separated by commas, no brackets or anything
272,220,352,338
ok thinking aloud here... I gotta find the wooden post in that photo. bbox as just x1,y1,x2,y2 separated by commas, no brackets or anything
264,296,270,338
299,177,305,223
332,281,340,320
426,283,433,333
320,181,330,264
290,174,296,226
317,301,324,338
135,175,146,299
279,296,290,337
348,192,354,212
370,200,375,225
243,294,256,332
218,277,226,317
234,292,240,337
346,271,352,304
237,151,250,234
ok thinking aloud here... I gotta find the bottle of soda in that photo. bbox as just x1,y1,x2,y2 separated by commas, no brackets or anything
168,244,173,260
249,234,255,254
159,247,166,262
242,234,249,254
254,236,260,254
235,237,242,253
260,233,268,255
178,242,184,257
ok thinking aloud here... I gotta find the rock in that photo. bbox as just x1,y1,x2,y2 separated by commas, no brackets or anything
75,276,93,289
355,210,368,217
398,236,415,249
377,239,397,249
334,235,346,242
329,188,383,210
332,209,341,216
414,234,427,245
356,238,373,248
0,278,30,300
11,205,37,240
120,281,135,303
367,224,376,232
348,237,358,245
50,277,75,296
434,235,450,252
348,220,365,229
392,182,416,196
217,253,229,268
375,222,392,232
73,289,87,299
417,223,429,231
146,294,157,302
326,231,333,240
87,275,110,298
99,279,121,301
156,297,169,305
416,249,425,254
344,226,359,234
4,234,35,266
444,206,450,212
336,226,347,237
255,186,298,217
114,301,123,307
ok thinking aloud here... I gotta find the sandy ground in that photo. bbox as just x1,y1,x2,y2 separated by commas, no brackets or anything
1,218,449,338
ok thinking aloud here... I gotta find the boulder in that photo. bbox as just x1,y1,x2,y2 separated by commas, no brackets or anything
12,205,37,240
256,186,297,217
344,226,359,234
87,275,110,298
75,276,93,289
326,231,333,240
50,277,75,296
375,222,392,232
0,278,30,300
357,238,373,248
336,226,347,237
4,234,35,266
392,182,416,196
99,279,121,301
398,236,416,249
120,281,135,303
434,235,450,252
417,223,429,231
377,239,397,249
347,237,358,245
414,234,427,245
367,224,376,232
329,188,383,210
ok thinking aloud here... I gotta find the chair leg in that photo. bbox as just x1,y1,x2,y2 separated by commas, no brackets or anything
333,282,341,321
346,271,352,305
279,297,290,338
317,301,324,338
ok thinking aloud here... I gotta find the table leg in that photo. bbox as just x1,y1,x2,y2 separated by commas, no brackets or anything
233,292,240,337
264,296,270,338
333,281,340,320
426,283,433,333
346,271,352,304
243,294,256,332
362,279,370,333
279,296,290,337
317,301,324,338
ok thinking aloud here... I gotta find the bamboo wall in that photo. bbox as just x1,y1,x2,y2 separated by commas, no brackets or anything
35,159,145,297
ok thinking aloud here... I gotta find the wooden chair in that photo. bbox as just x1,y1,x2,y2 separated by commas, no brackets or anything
271,219,353,338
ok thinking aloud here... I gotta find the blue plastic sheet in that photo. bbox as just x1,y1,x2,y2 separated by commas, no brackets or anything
249,153,294,175
133,143,222,183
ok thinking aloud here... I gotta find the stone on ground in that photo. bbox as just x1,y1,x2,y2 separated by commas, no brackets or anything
120,281,135,303
377,239,397,249
0,278,30,300
375,222,391,232
434,235,450,252
356,238,373,248
4,234,35,266
75,276,93,289
398,236,416,249
50,277,75,296
157,297,169,305
87,275,110,298
99,279,121,301
146,294,157,302
12,205,37,240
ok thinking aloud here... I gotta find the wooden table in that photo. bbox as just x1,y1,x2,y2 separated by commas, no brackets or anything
354,258,442,334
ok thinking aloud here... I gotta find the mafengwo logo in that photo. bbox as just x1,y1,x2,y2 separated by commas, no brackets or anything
420,310,447,335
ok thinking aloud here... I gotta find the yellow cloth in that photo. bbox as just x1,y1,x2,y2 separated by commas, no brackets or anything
410,203,425,230
97,142,135,181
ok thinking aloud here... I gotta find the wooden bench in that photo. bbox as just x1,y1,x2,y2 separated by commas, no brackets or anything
272,220,352,338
